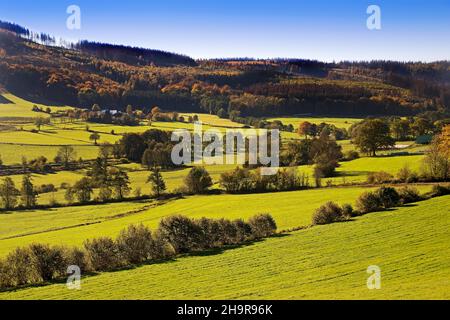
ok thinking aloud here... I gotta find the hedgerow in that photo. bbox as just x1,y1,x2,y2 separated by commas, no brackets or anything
0,214,277,290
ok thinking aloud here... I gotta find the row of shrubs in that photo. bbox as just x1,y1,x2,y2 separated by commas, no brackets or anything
312,185,450,225
0,213,277,290
367,165,450,185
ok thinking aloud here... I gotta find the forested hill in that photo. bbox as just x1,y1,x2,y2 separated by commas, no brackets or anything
0,20,449,117
72,41,197,67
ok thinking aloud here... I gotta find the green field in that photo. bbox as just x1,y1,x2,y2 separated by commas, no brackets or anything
0,144,99,165
296,154,425,184
1,153,427,206
0,93,72,120
0,185,433,258
180,113,244,128
1,195,448,300
268,116,363,130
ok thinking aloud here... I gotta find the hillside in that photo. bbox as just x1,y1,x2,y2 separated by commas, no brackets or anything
0,21,449,117
1,195,448,300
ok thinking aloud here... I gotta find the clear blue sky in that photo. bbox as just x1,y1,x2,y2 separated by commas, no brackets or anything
1,0,449,61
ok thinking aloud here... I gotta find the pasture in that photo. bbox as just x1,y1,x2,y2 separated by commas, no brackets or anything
0,185,434,258
0,93,72,120
1,195,448,300
268,116,363,130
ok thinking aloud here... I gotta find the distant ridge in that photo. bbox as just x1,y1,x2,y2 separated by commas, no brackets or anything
73,40,197,67
0,19,196,67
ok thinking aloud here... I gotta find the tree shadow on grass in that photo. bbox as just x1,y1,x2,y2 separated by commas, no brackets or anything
0,233,289,293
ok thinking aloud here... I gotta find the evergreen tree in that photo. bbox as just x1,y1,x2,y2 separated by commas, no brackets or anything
147,167,166,197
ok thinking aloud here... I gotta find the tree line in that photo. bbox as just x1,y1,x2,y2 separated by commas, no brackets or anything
0,214,277,290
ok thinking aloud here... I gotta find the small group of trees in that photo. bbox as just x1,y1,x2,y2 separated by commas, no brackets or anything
66,146,130,203
0,214,277,289
298,121,349,141
0,175,37,210
219,167,309,194
350,117,449,157
281,129,343,179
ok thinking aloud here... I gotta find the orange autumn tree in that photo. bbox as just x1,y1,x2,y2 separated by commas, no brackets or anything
298,121,312,139
439,124,450,156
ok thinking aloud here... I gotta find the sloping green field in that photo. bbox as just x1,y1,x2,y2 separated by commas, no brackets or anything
1,195,448,300
0,185,433,258
0,93,72,120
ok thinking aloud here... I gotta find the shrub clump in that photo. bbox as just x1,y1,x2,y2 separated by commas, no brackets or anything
367,171,394,184
430,185,450,197
312,202,346,225
158,215,204,253
248,214,277,238
398,186,422,204
29,244,67,281
375,187,400,209
84,237,123,271
343,150,360,161
356,191,383,214
341,203,355,218
116,224,155,264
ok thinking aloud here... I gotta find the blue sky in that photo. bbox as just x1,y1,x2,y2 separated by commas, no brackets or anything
1,0,449,61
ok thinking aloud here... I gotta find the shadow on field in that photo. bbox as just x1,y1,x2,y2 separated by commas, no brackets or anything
0,234,290,293
402,203,418,208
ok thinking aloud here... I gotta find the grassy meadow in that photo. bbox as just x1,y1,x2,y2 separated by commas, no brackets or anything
1,195,448,300
268,116,363,130
0,184,435,258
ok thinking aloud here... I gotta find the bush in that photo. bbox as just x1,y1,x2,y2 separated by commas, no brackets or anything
4,247,40,286
341,203,355,218
217,218,239,245
312,202,345,225
233,219,253,243
375,187,400,209
356,191,383,214
0,259,12,288
196,218,223,248
430,184,450,197
158,215,203,253
248,214,277,238
152,231,176,260
64,247,92,274
398,186,422,204
84,237,122,271
60,182,70,190
29,244,67,281
343,150,360,161
396,166,419,183
219,167,254,193
367,171,394,184
116,224,154,264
